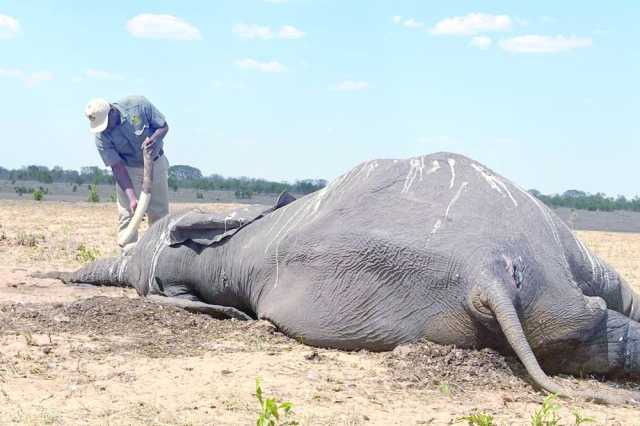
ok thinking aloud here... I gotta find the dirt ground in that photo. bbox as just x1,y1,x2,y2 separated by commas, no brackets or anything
1,200,639,426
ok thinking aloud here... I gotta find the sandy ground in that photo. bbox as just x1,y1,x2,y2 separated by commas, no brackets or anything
1,200,639,426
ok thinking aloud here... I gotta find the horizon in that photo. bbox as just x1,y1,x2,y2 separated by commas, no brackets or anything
1,1,638,197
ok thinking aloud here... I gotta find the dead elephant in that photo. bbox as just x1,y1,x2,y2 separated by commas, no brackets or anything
44,152,640,404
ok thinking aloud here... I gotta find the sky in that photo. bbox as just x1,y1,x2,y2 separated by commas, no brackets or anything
0,1,638,197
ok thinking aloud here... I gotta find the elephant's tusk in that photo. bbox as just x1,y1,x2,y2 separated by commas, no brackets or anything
117,146,155,247
117,191,151,246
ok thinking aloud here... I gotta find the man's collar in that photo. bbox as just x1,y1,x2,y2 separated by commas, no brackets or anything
112,103,128,125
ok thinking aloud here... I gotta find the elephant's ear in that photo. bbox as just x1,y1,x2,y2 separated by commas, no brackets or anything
274,191,297,210
168,211,248,246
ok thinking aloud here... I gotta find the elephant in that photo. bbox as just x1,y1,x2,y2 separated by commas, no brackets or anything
43,152,640,404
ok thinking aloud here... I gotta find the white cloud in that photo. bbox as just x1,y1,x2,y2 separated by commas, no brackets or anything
236,59,288,73
500,35,592,53
86,69,124,81
431,13,512,36
469,36,492,49
0,68,53,87
233,23,273,39
331,81,370,92
0,14,20,39
403,18,424,29
279,25,305,39
233,23,305,40
127,14,202,40
392,16,424,29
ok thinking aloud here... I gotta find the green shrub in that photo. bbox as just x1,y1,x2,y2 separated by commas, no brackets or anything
458,412,494,426
255,378,295,426
530,394,560,426
76,244,100,263
33,189,44,201
196,191,204,199
87,185,100,202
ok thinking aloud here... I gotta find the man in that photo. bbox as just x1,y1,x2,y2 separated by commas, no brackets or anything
85,96,170,245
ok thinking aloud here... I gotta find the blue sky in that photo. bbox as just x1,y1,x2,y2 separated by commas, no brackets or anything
0,1,638,196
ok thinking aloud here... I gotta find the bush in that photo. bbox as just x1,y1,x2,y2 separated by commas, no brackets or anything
33,189,44,201
87,185,100,203
196,191,204,199
76,244,100,263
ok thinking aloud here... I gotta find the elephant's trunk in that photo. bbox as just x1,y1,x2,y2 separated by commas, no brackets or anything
117,147,154,246
484,284,640,405
35,257,131,288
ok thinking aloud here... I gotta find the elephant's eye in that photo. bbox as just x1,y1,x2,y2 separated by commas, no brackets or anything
512,265,523,289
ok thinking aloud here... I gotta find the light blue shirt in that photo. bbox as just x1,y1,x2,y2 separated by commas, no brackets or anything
95,96,167,168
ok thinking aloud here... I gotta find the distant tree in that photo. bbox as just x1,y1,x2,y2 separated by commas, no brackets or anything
168,175,179,192
169,165,203,180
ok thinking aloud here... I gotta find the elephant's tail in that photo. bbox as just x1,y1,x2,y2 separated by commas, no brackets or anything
32,257,130,288
482,283,637,405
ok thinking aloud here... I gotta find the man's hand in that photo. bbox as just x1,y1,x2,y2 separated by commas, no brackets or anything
142,137,155,155
125,188,138,213
129,197,138,213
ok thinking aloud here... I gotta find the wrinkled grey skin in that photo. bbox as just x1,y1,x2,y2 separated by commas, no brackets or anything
48,153,640,404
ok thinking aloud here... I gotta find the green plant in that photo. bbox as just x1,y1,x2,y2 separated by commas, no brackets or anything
196,191,204,199
438,382,450,396
15,232,43,247
530,394,560,426
571,409,594,425
76,244,100,263
108,192,117,202
33,189,44,201
458,412,494,426
87,184,100,202
255,378,295,426
72,184,78,192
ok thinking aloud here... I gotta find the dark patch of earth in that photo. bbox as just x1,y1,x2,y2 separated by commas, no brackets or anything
1,296,639,400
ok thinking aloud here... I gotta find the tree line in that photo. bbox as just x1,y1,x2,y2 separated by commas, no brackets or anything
528,189,640,212
2,164,637,210
166,165,327,196
0,164,327,196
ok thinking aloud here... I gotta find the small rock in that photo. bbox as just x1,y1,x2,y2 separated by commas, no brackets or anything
306,371,319,381
221,369,232,375
392,344,413,357
305,351,321,361
251,320,277,333
53,314,70,323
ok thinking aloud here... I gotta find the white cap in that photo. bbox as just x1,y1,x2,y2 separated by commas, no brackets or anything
85,98,110,134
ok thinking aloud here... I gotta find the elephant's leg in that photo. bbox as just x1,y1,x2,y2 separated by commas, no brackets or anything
559,227,640,322
146,295,253,321
32,257,130,288
575,254,640,322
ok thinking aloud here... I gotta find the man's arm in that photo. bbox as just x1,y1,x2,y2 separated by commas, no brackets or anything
111,162,138,212
142,123,169,156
